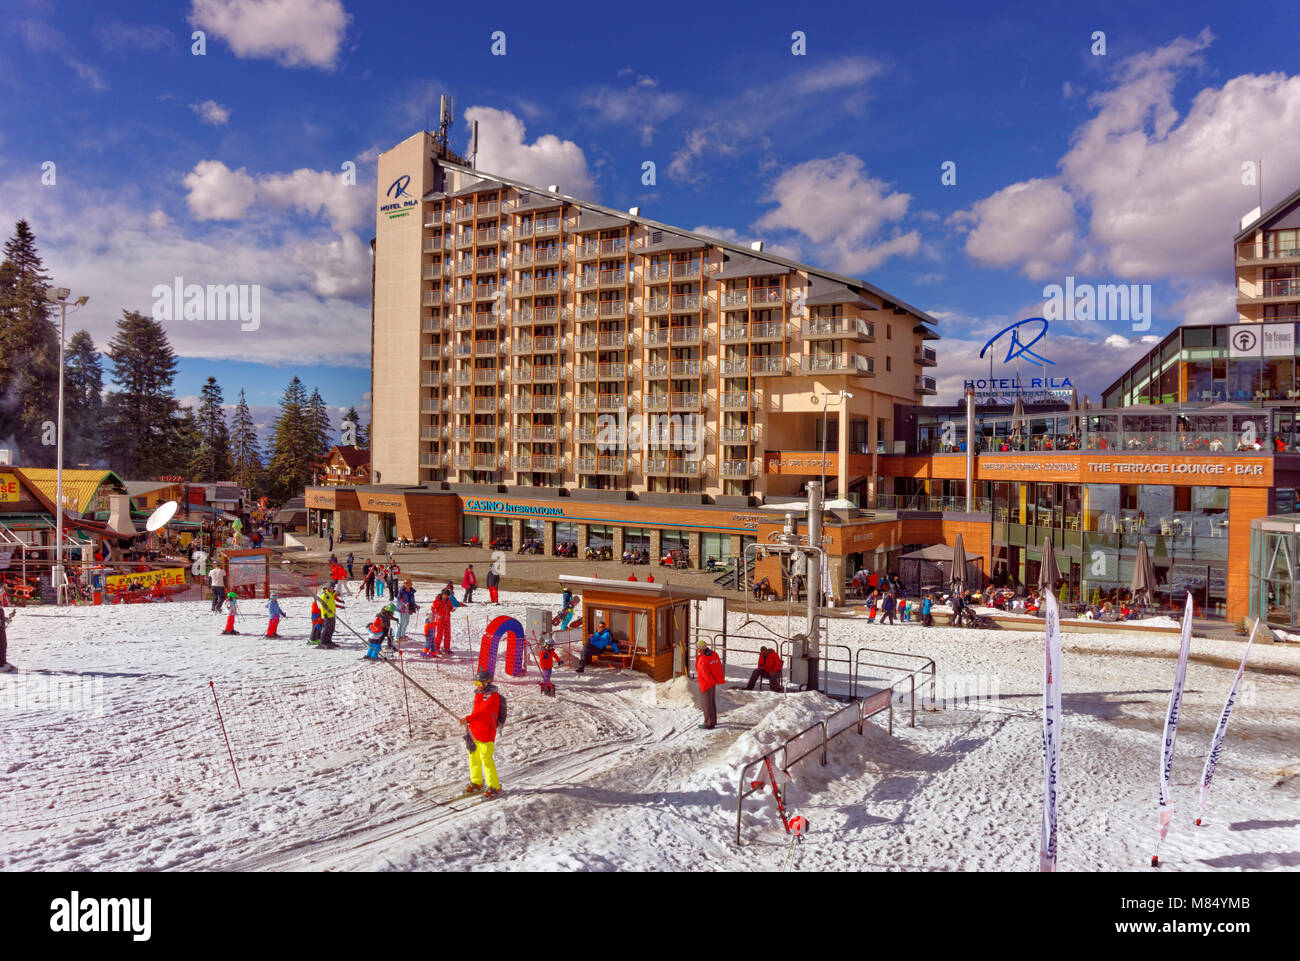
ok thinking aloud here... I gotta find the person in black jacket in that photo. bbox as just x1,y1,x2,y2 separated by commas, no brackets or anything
0,607,13,671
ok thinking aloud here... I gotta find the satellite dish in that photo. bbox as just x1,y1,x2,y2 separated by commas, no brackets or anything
145,500,178,532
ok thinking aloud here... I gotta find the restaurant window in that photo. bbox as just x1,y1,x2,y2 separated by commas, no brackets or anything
701,532,731,564
661,529,689,556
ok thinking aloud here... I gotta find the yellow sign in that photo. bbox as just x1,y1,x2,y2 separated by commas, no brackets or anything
0,473,20,502
105,568,187,592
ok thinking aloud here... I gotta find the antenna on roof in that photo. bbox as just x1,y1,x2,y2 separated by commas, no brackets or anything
469,119,479,168
436,94,454,149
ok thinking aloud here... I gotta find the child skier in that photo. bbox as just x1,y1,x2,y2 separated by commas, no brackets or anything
866,591,878,624
463,670,504,798
378,602,397,650
364,612,386,661
222,591,239,635
420,606,439,658
309,597,323,644
266,592,286,638
433,585,458,655
537,639,559,697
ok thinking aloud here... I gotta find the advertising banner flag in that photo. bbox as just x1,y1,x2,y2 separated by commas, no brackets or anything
1154,593,1194,862
1197,620,1258,825
1040,590,1062,872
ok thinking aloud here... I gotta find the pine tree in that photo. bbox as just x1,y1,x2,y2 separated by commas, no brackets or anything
64,329,104,467
0,220,59,466
342,405,369,448
230,389,262,496
102,310,186,477
189,376,232,481
266,377,314,502
307,387,334,456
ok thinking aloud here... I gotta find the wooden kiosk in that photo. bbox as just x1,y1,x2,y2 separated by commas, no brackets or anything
558,576,724,682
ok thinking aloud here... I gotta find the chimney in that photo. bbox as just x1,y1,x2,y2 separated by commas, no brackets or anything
750,240,764,252
627,206,640,216
547,184,559,193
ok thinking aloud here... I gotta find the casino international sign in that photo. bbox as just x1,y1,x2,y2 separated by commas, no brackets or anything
965,318,1074,403
466,499,564,517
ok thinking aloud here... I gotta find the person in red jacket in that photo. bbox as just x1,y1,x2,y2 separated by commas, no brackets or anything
744,645,784,692
695,639,726,729
462,670,503,797
537,639,560,697
462,564,477,604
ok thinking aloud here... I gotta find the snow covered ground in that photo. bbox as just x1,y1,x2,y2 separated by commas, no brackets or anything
1,586,1296,872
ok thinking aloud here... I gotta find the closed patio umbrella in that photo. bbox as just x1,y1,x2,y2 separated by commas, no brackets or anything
1010,396,1027,446
1069,388,1081,435
1038,535,1063,595
1130,539,1156,608
949,532,966,593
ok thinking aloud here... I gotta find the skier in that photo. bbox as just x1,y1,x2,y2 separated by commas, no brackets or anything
318,586,341,649
695,638,726,729
362,560,375,600
209,564,226,613
420,605,439,657
387,562,400,600
574,619,619,674
0,606,13,671
486,565,500,604
396,580,416,639
743,646,784,692
881,591,896,626
462,670,505,798
329,557,347,591
309,597,323,644
538,638,560,697
346,552,355,580
221,591,240,635
922,592,934,627
364,612,386,660
375,564,385,598
556,585,576,628
462,564,477,604
433,585,458,655
266,592,286,638
377,602,398,649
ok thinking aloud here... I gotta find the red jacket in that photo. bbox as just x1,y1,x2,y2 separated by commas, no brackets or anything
464,689,500,743
463,569,477,589
696,650,725,692
433,596,452,619
759,649,782,674
539,647,559,670
330,563,346,581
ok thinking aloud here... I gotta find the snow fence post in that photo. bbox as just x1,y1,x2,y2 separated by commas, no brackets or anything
208,680,241,789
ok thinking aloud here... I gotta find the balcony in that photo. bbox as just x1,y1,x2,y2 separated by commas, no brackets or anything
916,345,937,366
454,343,474,357
598,300,628,318
533,218,561,238
454,399,473,413
576,273,600,291
475,255,500,272
668,458,702,476
419,452,439,468
644,394,669,411
721,460,753,478
513,454,558,472
749,321,784,342
453,370,473,385
723,356,784,376
515,305,561,324
574,303,599,321
519,276,560,295
598,331,627,349
669,392,701,411
645,328,672,346
598,363,627,380
644,295,670,316
670,294,701,313
531,425,559,441
598,271,627,288
420,345,441,361
473,284,499,301
532,365,560,382
473,341,501,356
474,370,499,385
915,374,938,395
474,426,498,441
576,241,600,261
669,360,701,377
474,398,499,413
455,260,474,277
422,291,439,306
806,353,874,376
722,286,781,309
806,317,875,341
532,395,559,411
476,229,500,246
721,391,754,410
670,262,701,280
454,314,474,331
597,394,627,411
455,288,473,304
670,326,702,345
455,232,474,249
421,320,443,337
456,205,475,222
1236,241,1300,265
644,456,668,475
647,263,671,282
574,366,599,383
721,426,751,443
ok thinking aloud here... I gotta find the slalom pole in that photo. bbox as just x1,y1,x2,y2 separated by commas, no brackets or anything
208,681,242,789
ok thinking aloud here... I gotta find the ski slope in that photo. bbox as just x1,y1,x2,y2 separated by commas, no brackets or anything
1,588,1296,872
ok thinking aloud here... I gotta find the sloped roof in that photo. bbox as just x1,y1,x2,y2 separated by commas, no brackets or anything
329,445,370,469
16,468,127,515
1235,186,1300,241
717,252,791,280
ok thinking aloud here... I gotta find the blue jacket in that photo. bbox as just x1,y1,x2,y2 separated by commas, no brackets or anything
922,597,932,615
398,585,416,612
589,628,618,652
882,594,895,613
268,598,285,618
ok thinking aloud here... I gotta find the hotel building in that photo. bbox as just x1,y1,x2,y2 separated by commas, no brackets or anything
312,130,1300,626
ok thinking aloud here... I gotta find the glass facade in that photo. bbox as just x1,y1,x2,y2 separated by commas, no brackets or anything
1102,323,1300,406
1250,516,1300,629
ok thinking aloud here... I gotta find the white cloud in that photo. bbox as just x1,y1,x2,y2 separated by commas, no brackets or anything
949,178,1079,280
148,209,171,229
690,225,802,263
188,0,350,70
183,160,258,220
752,154,920,274
580,79,684,145
952,30,1300,290
669,56,881,182
190,99,231,125
464,107,595,200
18,19,108,92
182,160,371,233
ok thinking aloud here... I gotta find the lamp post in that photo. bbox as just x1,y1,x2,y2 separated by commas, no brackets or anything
45,287,89,606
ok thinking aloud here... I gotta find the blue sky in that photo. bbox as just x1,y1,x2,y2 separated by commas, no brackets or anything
4,0,1300,443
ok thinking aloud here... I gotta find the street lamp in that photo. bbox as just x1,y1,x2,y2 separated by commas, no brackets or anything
45,287,89,605
813,389,853,508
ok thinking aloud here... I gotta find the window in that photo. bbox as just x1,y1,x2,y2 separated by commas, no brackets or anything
886,324,892,339
886,356,892,372
701,532,731,564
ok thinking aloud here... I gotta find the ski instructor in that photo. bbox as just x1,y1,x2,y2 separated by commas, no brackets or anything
463,670,504,798
694,639,726,730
